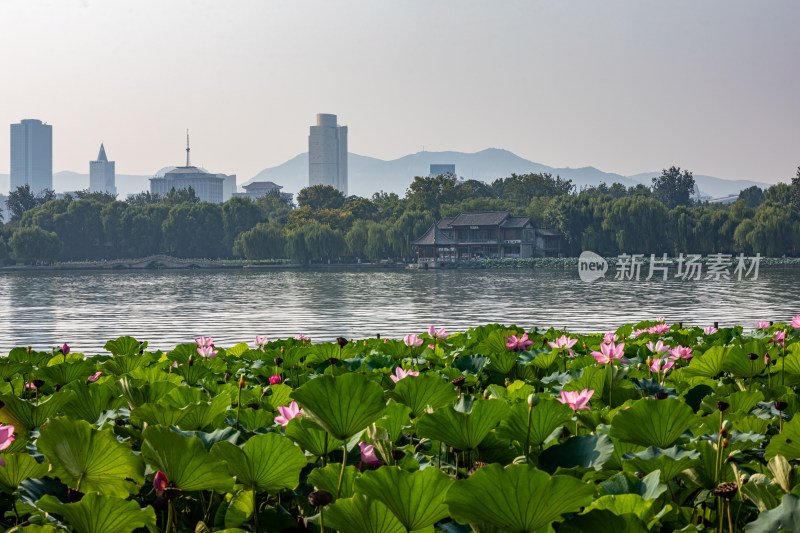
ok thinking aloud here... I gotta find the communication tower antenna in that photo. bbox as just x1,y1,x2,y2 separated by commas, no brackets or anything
186,129,190,167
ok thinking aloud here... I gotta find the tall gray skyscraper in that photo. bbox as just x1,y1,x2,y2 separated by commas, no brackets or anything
308,113,348,196
10,119,53,194
89,143,116,195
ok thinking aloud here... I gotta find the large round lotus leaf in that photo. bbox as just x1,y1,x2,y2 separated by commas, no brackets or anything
765,415,800,461
37,417,144,498
291,373,386,440
325,494,406,533
210,432,306,493
416,399,509,451
37,493,156,533
496,399,574,448
0,453,49,492
284,416,344,457
141,426,234,493
609,398,698,448
444,463,594,532
355,466,453,531
390,374,457,418
745,493,800,533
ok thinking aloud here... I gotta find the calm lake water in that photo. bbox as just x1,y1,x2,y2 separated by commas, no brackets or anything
1,267,799,354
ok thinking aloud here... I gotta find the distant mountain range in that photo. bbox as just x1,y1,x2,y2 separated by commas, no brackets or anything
0,148,774,200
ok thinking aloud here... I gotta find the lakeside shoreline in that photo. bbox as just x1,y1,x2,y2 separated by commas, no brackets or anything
2,255,799,272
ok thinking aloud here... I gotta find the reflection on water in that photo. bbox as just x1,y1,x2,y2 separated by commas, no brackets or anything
1,268,799,354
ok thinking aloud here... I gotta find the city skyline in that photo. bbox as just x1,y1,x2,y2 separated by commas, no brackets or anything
1,1,798,185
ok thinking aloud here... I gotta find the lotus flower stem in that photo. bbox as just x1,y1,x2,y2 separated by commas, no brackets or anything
525,403,532,457
323,434,329,467
235,383,242,432
336,441,347,497
726,500,734,533
167,501,175,533
253,491,259,533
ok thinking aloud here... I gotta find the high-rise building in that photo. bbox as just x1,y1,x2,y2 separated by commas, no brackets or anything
89,143,116,195
308,113,348,196
10,119,53,194
430,164,456,177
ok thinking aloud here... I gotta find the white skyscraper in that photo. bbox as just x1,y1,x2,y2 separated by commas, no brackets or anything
308,113,348,196
10,119,53,194
89,143,116,195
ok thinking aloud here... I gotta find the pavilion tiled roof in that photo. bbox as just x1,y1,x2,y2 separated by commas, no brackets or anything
449,212,511,227
500,216,532,228
412,224,457,246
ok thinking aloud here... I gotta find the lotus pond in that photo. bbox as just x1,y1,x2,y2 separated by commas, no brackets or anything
1,320,800,533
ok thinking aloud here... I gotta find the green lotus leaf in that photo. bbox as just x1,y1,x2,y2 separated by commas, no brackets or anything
308,463,360,499
103,336,146,357
178,395,230,431
683,346,727,378
682,440,735,489
117,377,175,409
486,349,520,375
375,400,411,443
600,471,666,501
496,399,574,448
37,417,144,497
0,362,32,382
0,392,76,431
141,426,234,492
236,408,275,432
291,373,386,440
216,489,254,529
765,415,800,461
171,427,242,450
263,383,293,410
36,360,97,386
444,463,594,532
0,453,49,492
589,493,662,523
62,383,115,423
563,366,607,397
723,342,767,378
102,353,153,376
226,342,250,356
129,402,196,427
621,446,700,481
741,474,782,512
559,509,648,533
355,466,453,531
538,434,614,473
390,373,458,418
416,400,509,451
325,494,407,533
210,432,306,493
173,363,212,386
37,493,156,533
609,398,698,448
746,493,800,533
452,355,490,373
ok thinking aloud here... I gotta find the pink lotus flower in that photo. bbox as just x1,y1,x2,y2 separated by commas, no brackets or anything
87,371,102,382
648,323,671,335
403,334,423,347
153,471,168,496
0,424,15,466
427,344,435,350
275,401,303,426
704,326,718,335
171,361,178,368
792,315,800,329
24,382,37,390
197,346,218,358
650,358,675,373
294,334,309,341
390,367,419,383
772,330,786,347
505,333,534,351
548,335,578,350
255,336,269,348
359,442,381,467
591,342,628,365
194,336,214,348
757,321,769,330
630,329,647,338
765,353,771,365
656,316,666,323
603,332,619,343
646,340,670,354
428,326,448,339
557,389,594,411
61,343,70,355
668,345,694,361
269,375,282,385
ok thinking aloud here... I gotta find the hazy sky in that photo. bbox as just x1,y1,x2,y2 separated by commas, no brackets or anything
1,0,798,184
